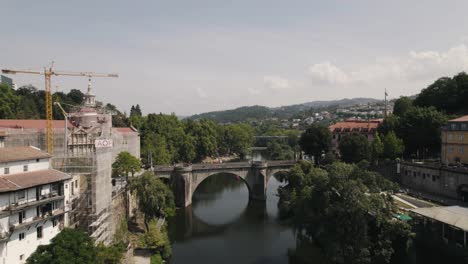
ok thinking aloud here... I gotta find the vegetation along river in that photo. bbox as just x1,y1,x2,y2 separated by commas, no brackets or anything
167,173,463,264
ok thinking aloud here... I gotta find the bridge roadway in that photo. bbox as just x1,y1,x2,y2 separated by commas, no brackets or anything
153,160,296,207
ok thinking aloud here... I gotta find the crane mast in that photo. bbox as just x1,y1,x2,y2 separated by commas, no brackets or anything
2,63,118,154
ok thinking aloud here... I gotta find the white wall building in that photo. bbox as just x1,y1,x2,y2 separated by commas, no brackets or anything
0,146,71,264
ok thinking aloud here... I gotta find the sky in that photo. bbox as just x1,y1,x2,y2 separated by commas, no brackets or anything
2,0,468,116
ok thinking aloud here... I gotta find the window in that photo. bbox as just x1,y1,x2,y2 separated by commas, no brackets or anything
17,190,25,200
449,146,454,153
20,254,24,261
75,180,78,188
460,147,465,154
451,124,457,130
36,158,40,162
0,137,4,148
19,232,25,241
462,124,467,130
53,218,58,227
19,211,26,224
460,134,465,141
37,226,43,238
23,165,28,172
448,133,454,140
432,175,436,182
4,167,9,174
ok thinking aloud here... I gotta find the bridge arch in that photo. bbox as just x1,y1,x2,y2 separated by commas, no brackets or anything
191,172,253,200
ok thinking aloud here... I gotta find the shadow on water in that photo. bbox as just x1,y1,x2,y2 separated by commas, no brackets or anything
167,173,298,264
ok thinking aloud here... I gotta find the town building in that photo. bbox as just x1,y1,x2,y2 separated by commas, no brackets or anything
0,84,140,245
411,206,468,255
441,115,468,165
328,119,382,154
0,146,72,264
401,115,468,204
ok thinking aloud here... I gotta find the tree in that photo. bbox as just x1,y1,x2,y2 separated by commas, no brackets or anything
393,96,413,117
278,161,411,264
266,140,294,160
382,131,405,160
414,72,468,114
112,151,141,177
0,84,19,119
129,172,175,230
299,124,332,164
67,89,85,105
27,228,97,264
371,132,384,163
338,132,370,163
225,123,254,159
139,220,171,259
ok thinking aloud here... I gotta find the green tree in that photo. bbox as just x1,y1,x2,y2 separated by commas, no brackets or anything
129,172,175,230
225,123,254,159
112,151,141,177
338,132,370,163
371,132,384,163
393,96,413,117
27,229,97,264
279,161,411,264
382,131,405,160
0,83,19,119
299,124,332,164
139,220,171,259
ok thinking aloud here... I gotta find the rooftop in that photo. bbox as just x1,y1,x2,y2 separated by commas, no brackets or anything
0,146,51,163
329,119,382,133
449,115,468,123
0,169,71,193
411,206,468,231
114,127,138,133
0,119,74,130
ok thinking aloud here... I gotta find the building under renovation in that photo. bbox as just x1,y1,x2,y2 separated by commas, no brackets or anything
0,84,140,245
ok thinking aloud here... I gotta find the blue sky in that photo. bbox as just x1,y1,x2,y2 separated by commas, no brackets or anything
2,0,468,115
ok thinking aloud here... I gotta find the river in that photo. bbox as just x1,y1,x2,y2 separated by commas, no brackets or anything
167,173,464,264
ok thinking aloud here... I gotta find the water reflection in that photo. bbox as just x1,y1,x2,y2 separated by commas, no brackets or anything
168,173,296,264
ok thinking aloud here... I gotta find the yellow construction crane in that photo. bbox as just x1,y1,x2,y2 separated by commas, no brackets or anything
2,63,118,154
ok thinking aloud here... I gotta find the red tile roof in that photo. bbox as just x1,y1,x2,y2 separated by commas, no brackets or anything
449,116,468,122
0,146,51,163
0,119,74,129
329,119,382,133
114,127,138,133
0,169,71,193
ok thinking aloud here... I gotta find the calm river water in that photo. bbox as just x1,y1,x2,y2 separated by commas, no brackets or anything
167,173,464,264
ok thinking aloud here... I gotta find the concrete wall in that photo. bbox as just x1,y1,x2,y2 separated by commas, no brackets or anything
401,162,468,200
0,159,49,175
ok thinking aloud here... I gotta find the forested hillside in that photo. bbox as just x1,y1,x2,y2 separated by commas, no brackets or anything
188,98,380,123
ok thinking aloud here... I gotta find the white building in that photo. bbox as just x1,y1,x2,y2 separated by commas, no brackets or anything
0,146,71,264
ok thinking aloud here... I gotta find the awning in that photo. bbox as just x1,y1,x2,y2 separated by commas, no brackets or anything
411,206,468,231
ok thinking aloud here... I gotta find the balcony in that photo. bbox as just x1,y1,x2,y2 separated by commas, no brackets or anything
9,208,66,231
4,195,65,212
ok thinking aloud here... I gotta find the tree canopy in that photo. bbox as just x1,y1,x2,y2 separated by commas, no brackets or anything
338,132,370,163
27,228,97,264
278,161,409,264
112,151,141,177
299,124,332,164
414,72,468,114
129,172,175,229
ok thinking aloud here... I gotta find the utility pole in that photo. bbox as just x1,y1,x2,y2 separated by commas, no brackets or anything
384,88,388,118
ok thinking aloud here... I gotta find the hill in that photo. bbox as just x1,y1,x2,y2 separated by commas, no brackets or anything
188,98,380,123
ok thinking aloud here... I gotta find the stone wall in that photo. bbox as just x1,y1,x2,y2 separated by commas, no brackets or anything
401,161,468,201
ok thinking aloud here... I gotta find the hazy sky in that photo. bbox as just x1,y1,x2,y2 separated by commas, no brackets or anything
2,0,468,116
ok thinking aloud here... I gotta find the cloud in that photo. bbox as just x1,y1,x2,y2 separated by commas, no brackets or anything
263,75,291,90
196,87,208,99
307,44,468,87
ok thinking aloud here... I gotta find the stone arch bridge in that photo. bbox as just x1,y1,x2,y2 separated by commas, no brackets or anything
154,160,296,207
